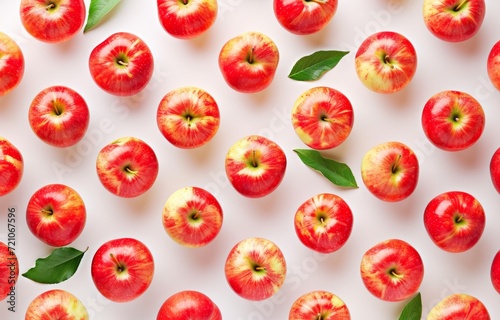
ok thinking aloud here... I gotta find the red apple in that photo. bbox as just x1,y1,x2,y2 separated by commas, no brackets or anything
294,193,353,254
490,147,500,194
26,183,86,247
91,237,155,303
355,31,417,94
89,32,154,96
28,85,90,148
422,90,485,152
156,290,222,320
361,141,419,202
157,86,220,149
0,241,18,302
291,86,354,150
218,31,279,93
360,238,424,302
491,250,500,294
96,136,159,198
20,0,86,43
423,0,486,43
0,137,24,197
427,293,490,319
157,0,218,39
273,0,338,35
225,237,287,301
487,40,500,92
225,135,287,198
25,289,89,319
162,186,223,247
288,290,351,320
0,32,24,96
424,191,485,253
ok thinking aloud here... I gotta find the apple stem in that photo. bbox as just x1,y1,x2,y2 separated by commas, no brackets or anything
248,47,255,64
117,59,129,67
41,207,53,216
53,102,63,116
110,253,126,273
384,54,394,69
391,154,402,173
321,115,334,123
251,150,258,167
254,266,265,272
390,269,403,279
454,0,468,11
45,2,56,10
124,166,138,175
190,211,199,220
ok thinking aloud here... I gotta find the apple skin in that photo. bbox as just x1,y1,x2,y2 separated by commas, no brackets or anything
157,86,220,149
423,0,486,43
273,0,338,35
0,137,24,197
162,186,223,248
355,31,417,94
0,241,18,301
487,40,500,92
294,193,353,254
157,0,218,39
491,250,500,294
96,137,159,198
489,147,500,194
156,290,222,320
20,0,86,43
225,237,287,301
225,135,287,198
218,31,279,93
292,86,354,150
91,237,155,303
28,85,90,148
25,289,89,319
361,141,419,202
422,90,485,152
427,293,490,320
288,290,351,320
89,32,154,96
26,183,87,247
423,191,485,253
0,32,24,96
360,239,424,302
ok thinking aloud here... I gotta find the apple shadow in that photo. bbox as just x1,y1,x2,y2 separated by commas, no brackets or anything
242,85,276,107
184,29,218,52
441,140,488,171
177,142,219,169
451,31,489,58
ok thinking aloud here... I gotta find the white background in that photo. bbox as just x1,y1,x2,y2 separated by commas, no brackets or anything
1,0,500,319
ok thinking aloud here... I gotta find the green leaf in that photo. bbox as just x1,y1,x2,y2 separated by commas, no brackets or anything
294,149,358,188
398,292,422,320
22,247,87,284
288,50,349,81
84,0,122,33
